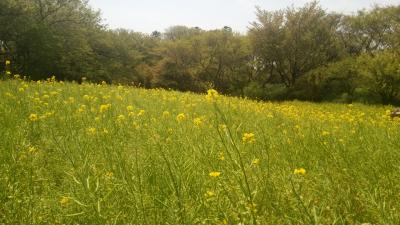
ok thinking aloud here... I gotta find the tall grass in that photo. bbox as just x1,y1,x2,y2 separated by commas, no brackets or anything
0,78,399,224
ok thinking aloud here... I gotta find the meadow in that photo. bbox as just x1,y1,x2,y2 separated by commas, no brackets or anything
0,78,399,225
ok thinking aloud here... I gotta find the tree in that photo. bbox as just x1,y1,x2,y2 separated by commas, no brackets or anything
249,1,342,88
339,5,400,56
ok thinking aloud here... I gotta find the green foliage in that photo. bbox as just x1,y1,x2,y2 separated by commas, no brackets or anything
1,1,400,104
358,51,400,104
249,1,343,88
1,79,400,224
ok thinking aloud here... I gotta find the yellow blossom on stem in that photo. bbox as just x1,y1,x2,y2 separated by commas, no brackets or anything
5,60,11,66
162,111,170,117
294,168,306,175
206,89,219,101
252,159,260,166
29,114,39,122
86,127,97,135
99,104,111,113
204,190,216,198
242,132,255,143
209,171,221,178
137,109,145,116
126,105,134,111
176,113,186,122
59,196,70,206
193,117,202,126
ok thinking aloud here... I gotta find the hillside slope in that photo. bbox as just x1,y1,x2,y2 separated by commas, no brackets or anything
1,78,399,224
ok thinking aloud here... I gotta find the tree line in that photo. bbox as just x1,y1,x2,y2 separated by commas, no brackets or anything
1,0,400,104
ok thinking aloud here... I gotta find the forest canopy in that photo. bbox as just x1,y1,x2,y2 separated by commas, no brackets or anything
1,0,400,104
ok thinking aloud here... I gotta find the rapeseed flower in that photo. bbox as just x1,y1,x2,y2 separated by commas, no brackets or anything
242,132,255,143
204,190,216,198
99,104,111,113
209,171,221,178
206,89,219,101
176,113,186,122
29,114,38,122
137,109,145,116
252,159,260,166
162,111,170,117
86,127,97,135
193,117,202,126
60,196,70,206
294,168,306,175
116,114,126,122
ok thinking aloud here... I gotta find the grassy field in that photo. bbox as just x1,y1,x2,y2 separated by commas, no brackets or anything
1,78,400,225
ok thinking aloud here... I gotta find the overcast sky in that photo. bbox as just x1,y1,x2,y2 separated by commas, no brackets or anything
88,0,400,33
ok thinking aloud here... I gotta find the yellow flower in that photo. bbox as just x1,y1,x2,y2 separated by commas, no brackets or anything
242,132,255,143
28,146,37,154
6,71,11,75
99,104,111,113
162,111,170,117
86,127,97,135
219,152,225,161
251,159,260,166
137,109,145,116
176,113,186,122
126,105,134,111
105,171,114,178
59,196,70,206
29,114,38,122
204,190,216,198
209,171,221,178
116,114,126,122
193,117,202,126
321,131,330,136
206,89,219,101
294,168,306,175
77,105,86,113
5,60,11,66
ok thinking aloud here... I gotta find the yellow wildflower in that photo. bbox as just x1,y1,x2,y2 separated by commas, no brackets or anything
28,146,37,154
206,89,219,101
59,196,70,206
77,105,86,113
219,152,225,161
105,171,114,178
176,113,186,122
116,114,126,122
242,132,255,143
5,60,10,66
126,105,134,111
29,114,38,122
193,117,202,126
204,190,216,198
321,131,330,136
209,171,221,178
99,104,111,113
252,159,260,166
137,109,145,116
162,111,170,117
86,127,96,135
294,168,306,175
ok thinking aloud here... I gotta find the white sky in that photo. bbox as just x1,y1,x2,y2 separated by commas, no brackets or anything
88,0,400,33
